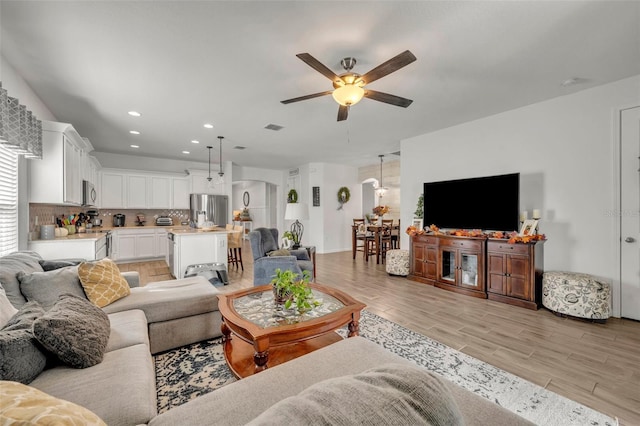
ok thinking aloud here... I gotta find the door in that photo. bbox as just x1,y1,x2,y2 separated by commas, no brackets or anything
621,106,640,320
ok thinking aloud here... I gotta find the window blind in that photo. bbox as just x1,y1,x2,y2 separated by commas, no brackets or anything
0,145,18,256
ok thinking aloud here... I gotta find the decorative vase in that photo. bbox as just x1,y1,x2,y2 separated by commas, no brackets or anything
377,216,383,226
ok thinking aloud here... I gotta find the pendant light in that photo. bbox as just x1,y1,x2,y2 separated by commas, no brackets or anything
375,154,388,198
206,145,213,182
217,136,224,183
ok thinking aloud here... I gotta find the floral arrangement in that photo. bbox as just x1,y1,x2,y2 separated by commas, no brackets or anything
372,205,390,216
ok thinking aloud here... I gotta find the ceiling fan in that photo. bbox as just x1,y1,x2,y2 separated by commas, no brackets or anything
281,50,417,121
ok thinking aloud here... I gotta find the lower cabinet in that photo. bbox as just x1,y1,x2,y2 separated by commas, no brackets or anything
408,234,544,309
111,228,168,262
486,239,544,309
28,235,107,261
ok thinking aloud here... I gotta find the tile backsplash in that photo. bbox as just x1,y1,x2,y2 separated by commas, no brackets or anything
29,204,189,232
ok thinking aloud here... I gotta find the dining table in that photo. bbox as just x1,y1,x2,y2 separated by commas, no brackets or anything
351,224,397,264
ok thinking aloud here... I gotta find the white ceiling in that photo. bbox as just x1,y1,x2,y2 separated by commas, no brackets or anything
1,1,639,170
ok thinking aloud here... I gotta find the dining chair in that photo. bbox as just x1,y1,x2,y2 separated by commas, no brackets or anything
353,219,369,259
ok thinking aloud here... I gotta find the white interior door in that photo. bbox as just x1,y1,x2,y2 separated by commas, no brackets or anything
620,106,640,320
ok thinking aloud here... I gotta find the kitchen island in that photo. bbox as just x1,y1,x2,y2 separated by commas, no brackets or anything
168,228,234,279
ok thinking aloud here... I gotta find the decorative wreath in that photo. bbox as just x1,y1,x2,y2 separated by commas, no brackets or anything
337,187,351,204
287,189,298,203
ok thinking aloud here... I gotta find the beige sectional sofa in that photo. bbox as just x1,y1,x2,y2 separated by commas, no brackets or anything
1,251,533,425
0,251,221,425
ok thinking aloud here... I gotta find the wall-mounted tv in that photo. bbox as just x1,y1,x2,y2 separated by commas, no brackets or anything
423,173,519,232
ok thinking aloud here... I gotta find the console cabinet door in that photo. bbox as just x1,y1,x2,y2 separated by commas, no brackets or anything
487,253,506,295
411,242,425,276
505,254,531,300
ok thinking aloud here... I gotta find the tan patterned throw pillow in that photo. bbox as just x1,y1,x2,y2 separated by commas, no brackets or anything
78,259,130,308
0,381,107,425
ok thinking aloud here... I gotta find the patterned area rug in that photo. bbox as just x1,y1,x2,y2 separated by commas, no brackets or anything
155,310,616,425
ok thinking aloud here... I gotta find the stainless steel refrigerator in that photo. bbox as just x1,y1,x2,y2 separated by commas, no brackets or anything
189,194,228,227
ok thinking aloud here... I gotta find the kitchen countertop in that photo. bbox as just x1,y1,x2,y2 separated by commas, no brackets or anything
29,232,107,242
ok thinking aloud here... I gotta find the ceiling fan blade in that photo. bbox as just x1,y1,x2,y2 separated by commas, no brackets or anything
359,50,417,85
364,90,413,108
337,105,349,121
296,53,342,84
281,90,333,104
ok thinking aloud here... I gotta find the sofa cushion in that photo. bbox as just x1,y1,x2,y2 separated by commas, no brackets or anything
78,259,131,308
0,381,106,426
149,337,534,426
17,265,87,309
102,276,220,323
30,343,157,426
33,294,110,369
105,309,149,353
247,363,464,426
39,258,85,271
0,284,18,328
0,251,44,307
0,302,47,384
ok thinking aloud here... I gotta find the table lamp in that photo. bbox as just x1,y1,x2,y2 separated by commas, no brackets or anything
284,202,309,249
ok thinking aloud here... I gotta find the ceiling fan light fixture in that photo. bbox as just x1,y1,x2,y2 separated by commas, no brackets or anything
332,84,365,106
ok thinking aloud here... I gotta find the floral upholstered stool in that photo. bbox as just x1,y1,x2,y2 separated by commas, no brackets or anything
385,249,409,276
542,271,611,322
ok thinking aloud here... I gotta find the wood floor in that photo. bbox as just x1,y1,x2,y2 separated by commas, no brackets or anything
120,241,640,425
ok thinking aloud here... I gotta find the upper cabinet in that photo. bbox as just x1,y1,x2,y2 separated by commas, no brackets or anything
29,121,99,205
99,169,191,209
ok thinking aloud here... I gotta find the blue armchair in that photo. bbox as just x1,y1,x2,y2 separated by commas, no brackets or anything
248,228,314,286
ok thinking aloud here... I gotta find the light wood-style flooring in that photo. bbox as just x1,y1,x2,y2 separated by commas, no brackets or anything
119,240,640,425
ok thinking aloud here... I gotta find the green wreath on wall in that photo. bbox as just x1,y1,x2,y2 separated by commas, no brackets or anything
287,189,298,203
337,186,350,210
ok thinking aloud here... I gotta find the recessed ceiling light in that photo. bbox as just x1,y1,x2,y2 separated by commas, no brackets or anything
191,140,200,144
129,130,140,135
182,151,190,154
203,123,214,129
130,144,139,148
128,111,141,117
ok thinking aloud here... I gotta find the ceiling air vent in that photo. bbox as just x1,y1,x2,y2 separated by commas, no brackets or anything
233,146,246,150
264,123,284,131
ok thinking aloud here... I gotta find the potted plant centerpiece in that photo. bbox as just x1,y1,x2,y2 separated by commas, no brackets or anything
270,268,319,313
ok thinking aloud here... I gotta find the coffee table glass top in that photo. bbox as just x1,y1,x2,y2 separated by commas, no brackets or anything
232,289,345,328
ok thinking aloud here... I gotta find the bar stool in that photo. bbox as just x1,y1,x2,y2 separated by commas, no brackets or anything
226,224,244,270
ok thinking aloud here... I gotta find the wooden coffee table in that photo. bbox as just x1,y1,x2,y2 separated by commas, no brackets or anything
218,283,366,378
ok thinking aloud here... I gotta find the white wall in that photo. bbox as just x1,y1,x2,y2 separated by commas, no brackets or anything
401,75,640,317
307,162,360,254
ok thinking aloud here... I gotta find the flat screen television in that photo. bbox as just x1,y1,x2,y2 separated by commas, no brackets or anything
423,173,519,232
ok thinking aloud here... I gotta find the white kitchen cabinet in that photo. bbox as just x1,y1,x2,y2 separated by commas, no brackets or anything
156,229,168,257
127,175,148,209
170,231,228,278
111,228,166,261
149,176,171,208
28,234,107,260
29,122,93,205
101,172,126,208
171,177,190,209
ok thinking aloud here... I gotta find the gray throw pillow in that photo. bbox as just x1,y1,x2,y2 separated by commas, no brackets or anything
247,363,465,426
0,301,47,384
18,266,87,309
33,294,110,369
0,251,44,307
0,284,18,329
39,258,85,272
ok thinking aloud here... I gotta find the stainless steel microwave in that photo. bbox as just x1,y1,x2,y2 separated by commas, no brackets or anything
82,180,97,206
